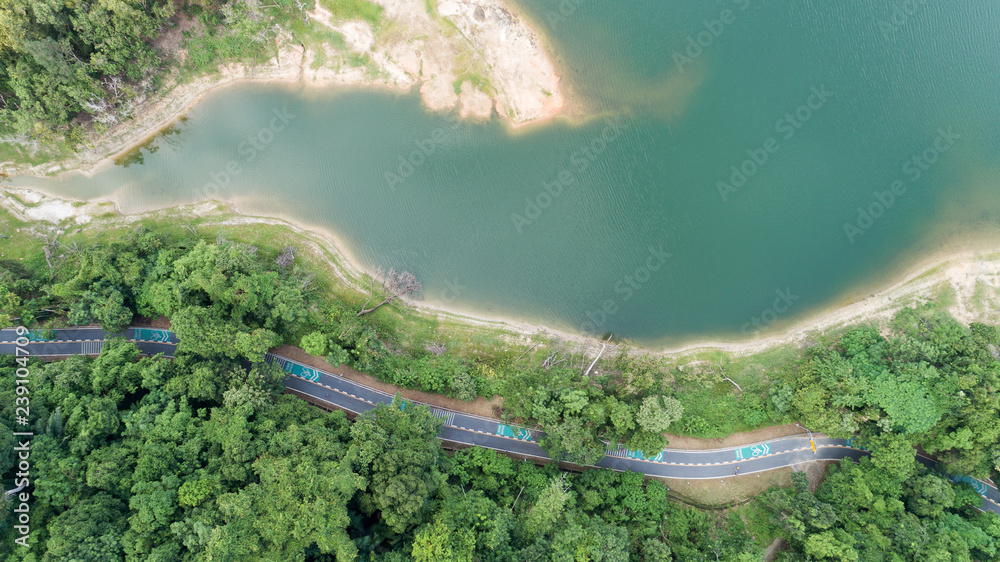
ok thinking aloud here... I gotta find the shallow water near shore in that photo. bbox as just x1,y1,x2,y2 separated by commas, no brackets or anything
13,1,1000,347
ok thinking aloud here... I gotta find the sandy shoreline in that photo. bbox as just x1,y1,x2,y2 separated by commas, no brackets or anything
3,0,573,180
3,186,998,361
396,246,1000,358
657,243,1000,356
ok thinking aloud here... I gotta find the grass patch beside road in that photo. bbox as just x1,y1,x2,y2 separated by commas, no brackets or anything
661,467,793,509
322,0,385,29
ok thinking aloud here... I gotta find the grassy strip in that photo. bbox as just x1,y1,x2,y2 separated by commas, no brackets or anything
321,0,385,29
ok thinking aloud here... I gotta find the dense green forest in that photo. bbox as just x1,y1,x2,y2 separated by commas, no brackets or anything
0,0,174,137
0,0,325,147
2,344,998,560
771,312,1000,481
1,224,1000,559
0,345,761,560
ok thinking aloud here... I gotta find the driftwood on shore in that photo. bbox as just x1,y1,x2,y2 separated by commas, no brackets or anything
584,335,613,377
357,268,421,317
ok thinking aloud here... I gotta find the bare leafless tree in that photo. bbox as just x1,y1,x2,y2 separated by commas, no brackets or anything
706,361,742,392
357,268,421,317
542,351,566,370
58,239,80,255
514,342,540,363
82,96,118,125
425,342,447,356
276,246,296,272
0,132,37,156
584,334,613,377
34,231,61,270
102,75,125,103
299,272,315,291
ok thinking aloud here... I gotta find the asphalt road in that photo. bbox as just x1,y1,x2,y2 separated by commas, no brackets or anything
3,326,999,514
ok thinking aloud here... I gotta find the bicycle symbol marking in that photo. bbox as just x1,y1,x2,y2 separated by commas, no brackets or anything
735,443,770,461
133,328,171,342
497,424,534,441
28,330,53,342
953,476,988,496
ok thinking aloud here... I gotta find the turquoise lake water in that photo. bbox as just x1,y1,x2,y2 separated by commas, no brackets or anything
13,0,1000,347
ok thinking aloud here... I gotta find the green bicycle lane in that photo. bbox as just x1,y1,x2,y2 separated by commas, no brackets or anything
607,436,851,466
7,327,176,344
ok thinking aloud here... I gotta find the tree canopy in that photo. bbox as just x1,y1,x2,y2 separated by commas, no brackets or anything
772,306,1000,479
0,0,174,135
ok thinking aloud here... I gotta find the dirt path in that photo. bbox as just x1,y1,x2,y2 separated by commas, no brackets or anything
664,424,808,450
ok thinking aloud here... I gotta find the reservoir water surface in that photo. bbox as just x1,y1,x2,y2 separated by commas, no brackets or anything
14,0,1000,347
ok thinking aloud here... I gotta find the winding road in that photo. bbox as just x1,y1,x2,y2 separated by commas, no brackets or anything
3,326,999,514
